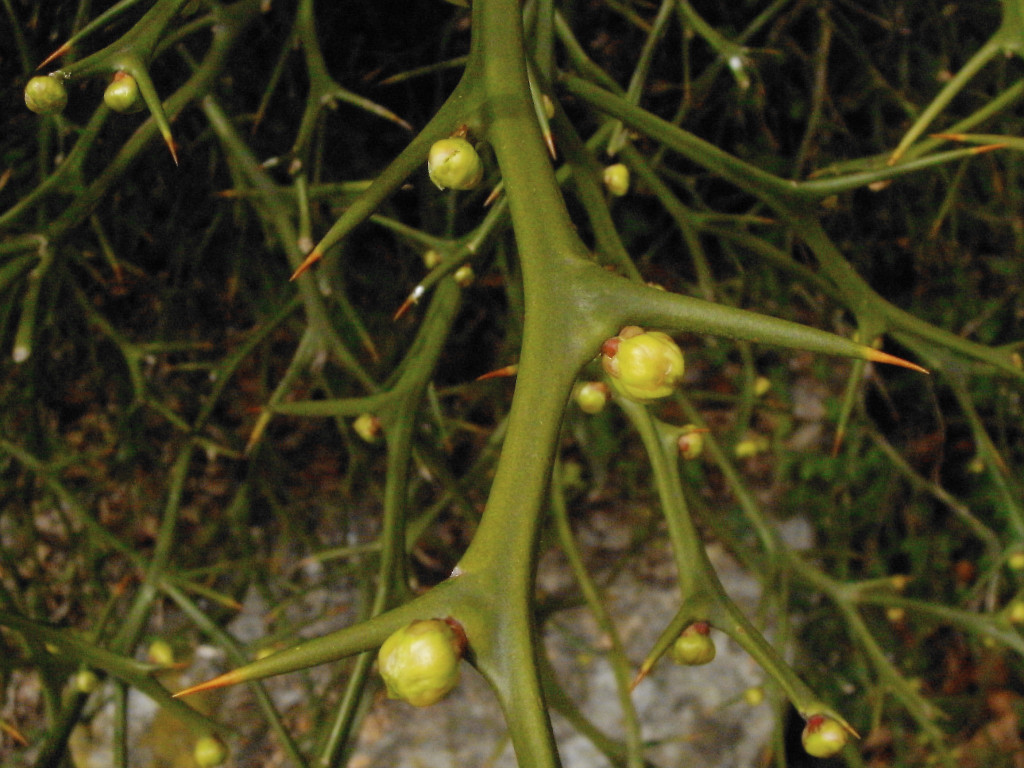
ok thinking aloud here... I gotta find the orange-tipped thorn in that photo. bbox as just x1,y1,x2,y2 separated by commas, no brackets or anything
163,135,179,166
245,410,272,455
483,184,503,207
864,348,928,374
37,43,72,70
971,142,1008,155
290,249,322,281
476,364,518,381
393,285,425,320
543,130,557,160
629,662,653,692
173,669,246,698
0,719,28,746
830,427,846,458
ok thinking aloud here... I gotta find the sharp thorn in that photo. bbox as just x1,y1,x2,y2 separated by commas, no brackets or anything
476,364,518,381
393,285,424,320
483,185,502,207
864,348,928,374
290,249,322,281
173,670,243,698
37,43,71,69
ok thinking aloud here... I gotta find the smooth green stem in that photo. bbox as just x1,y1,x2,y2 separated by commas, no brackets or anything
113,444,195,653
888,39,1002,164
550,460,644,768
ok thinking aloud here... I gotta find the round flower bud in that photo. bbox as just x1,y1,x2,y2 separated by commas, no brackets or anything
104,72,143,113
454,264,475,286
428,137,483,191
422,249,443,269
753,376,771,397
601,326,684,402
885,607,905,623
670,621,716,666
75,669,99,694
193,735,228,767
147,639,174,667
734,435,769,458
743,686,764,706
25,75,68,115
378,618,465,707
575,382,610,414
1009,601,1024,624
677,426,704,460
1009,552,1024,571
602,163,630,197
801,714,848,758
353,413,382,443
889,574,910,591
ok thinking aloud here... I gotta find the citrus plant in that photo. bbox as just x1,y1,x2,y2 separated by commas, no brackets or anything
2,1,1023,767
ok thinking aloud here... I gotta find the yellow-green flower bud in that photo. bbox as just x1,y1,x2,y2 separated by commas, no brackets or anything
25,75,68,115
670,621,716,666
75,669,99,694
801,714,848,758
1009,552,1024,571
454,264,475,286
677,425,704,460
147,639,174,667
193,735,228,767
574,382,610,414
353,413,382,443
1009,601,1024,624
601,326,684,402
885,607,905,623
602,163,630,196
378,618,465,706
753,376,771,397
743,686,764,706
104,72,143,113
422,249,443,269
428,137,483,191
734,435,769,458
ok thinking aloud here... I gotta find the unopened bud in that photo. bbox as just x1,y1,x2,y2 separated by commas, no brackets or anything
801,714,848,758
422,249,443,269
25,75,68,115
147,639,174,667
378,618,465,706
193,735,228,767
677,426,704,460
353,414,382,443
743,686,764,706
670,621,716,666
602,163,630,196
734,435,769,458
601,326,684,402
575,382,610,414
104,72,143,113
428,137,483,191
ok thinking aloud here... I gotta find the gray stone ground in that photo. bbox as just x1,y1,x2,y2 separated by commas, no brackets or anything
67,529,793,768
340,543,774,768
